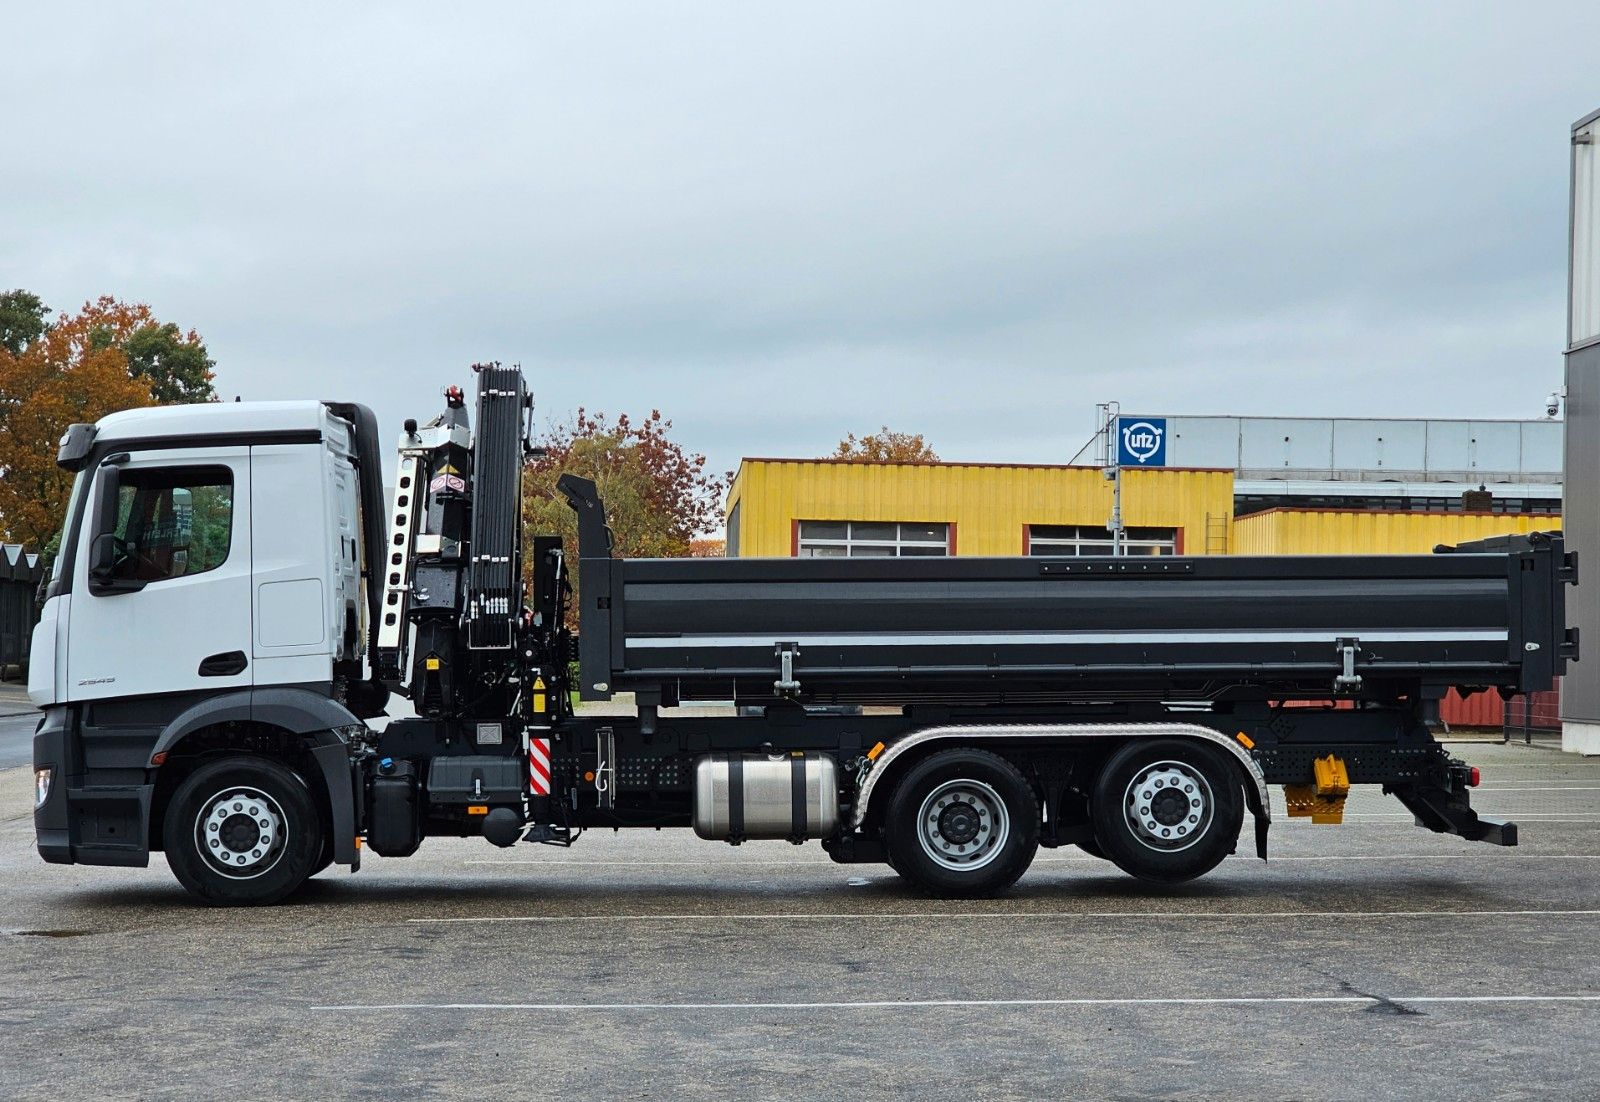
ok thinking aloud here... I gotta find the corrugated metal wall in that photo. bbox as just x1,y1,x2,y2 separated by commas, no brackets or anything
1232,509,1563,556
1285,688,1561,731
1563,343,1600,734
0,545,43,671
726,460,1235,557
1444,685,1563,731
727,463,1562,560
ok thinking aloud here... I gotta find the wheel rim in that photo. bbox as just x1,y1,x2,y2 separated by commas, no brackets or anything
194,786,288,880
916,779,1010,872
1122,760,1214,853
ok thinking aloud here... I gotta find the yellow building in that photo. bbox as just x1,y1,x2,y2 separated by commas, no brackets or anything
725,459,1559,560
1233,508,1563,555
726,459,1236,558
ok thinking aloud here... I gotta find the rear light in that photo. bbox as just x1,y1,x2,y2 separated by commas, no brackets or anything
34,767,53,809
1468,766,1481,788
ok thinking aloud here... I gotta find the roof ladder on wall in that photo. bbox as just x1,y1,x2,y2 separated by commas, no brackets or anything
1204,512,1230,555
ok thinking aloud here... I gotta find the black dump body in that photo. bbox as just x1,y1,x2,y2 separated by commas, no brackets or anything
560,478,1577,707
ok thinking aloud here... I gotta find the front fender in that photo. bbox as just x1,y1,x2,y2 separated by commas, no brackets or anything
152,687,364,866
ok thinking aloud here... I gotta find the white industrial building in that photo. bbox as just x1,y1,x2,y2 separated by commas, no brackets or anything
1126,414,1563,516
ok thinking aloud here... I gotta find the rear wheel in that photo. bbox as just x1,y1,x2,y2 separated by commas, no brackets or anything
1091,740,1243,884
163,756,324,906
884,748,1039,898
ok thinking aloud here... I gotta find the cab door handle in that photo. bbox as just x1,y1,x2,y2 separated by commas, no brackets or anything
198,651,248,677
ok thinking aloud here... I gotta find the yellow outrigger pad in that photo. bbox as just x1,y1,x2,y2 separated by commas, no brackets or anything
1284,755,1351,824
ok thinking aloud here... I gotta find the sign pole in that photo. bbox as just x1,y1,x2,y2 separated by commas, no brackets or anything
1106,412,1169,557
1099,402,1124,556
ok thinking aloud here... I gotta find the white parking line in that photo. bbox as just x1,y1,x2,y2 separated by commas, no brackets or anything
409,908,1600,925
464,853,1600,868
468,858,866,866
1286,812,1600,818
1244,854,1600,861
310,994,1600,1013
1476,787,1600,792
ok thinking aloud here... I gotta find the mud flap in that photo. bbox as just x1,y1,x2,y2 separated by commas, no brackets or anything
1244,776,1270,860
308,741,361,868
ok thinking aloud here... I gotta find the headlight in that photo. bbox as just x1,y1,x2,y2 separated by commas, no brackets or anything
34,767,52,810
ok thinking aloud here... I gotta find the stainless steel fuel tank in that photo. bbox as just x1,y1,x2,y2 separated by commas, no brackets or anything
693,752,839,842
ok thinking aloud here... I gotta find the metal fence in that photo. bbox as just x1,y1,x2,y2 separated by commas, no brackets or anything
0,544,43,676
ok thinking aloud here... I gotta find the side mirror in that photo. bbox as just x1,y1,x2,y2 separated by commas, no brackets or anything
86,460,144,596
88,532,144,596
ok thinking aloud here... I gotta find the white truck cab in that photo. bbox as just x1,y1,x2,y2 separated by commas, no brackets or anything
31,402,368,708
29,399,387,879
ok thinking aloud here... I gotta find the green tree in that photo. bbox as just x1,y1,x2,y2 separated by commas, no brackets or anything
121,321,217,404
0,290,50,356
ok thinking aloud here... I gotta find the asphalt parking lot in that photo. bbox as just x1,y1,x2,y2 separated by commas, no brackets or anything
0,684,36,770
3,738,1599,1101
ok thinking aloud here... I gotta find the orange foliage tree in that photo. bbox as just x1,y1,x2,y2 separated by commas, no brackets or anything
0,295,216,549
523,409,726,622
523,409,726,559
833,427,939,463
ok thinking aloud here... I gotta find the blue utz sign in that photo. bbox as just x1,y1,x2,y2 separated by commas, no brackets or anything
1116,416,1167,467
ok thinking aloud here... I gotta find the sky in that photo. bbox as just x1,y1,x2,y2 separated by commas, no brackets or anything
4,2,1598,482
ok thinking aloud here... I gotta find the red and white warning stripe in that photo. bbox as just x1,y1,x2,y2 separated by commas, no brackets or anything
529,737,552,797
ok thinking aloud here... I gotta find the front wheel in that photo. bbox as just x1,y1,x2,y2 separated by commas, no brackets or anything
884,748,1039,898
163,756,324,906
1091,740,1243,884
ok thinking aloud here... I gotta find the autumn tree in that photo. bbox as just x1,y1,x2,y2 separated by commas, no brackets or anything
523,409,725,613
0,295,218,548
833,427,939,463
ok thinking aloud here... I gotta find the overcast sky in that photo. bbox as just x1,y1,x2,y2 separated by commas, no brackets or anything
4,3,1597,479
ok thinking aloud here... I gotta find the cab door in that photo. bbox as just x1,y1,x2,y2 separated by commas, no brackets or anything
65,448,253,702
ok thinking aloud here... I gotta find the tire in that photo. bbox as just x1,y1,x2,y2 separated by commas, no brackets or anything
1091,740,1243,884
883,748,1039,898
1075,837,1107,860
163,756,325,906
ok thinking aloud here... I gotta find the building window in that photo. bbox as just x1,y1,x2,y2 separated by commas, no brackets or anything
1027,524,1176,556
797,520,950,557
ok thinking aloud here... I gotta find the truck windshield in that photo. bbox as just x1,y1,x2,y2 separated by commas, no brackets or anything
47,470,86,586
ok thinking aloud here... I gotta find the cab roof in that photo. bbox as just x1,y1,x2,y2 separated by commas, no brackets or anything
94,401,334,442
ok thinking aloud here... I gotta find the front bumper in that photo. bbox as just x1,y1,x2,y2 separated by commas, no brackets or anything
33,707,152,867
33,708,72,863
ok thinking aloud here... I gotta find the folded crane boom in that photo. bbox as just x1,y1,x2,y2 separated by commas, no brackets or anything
465,363,529,653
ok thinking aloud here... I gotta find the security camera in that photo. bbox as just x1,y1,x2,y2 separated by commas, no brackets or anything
1546,392,1562,418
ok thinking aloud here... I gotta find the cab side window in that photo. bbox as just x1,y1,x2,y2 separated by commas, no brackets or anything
110,467,234,583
